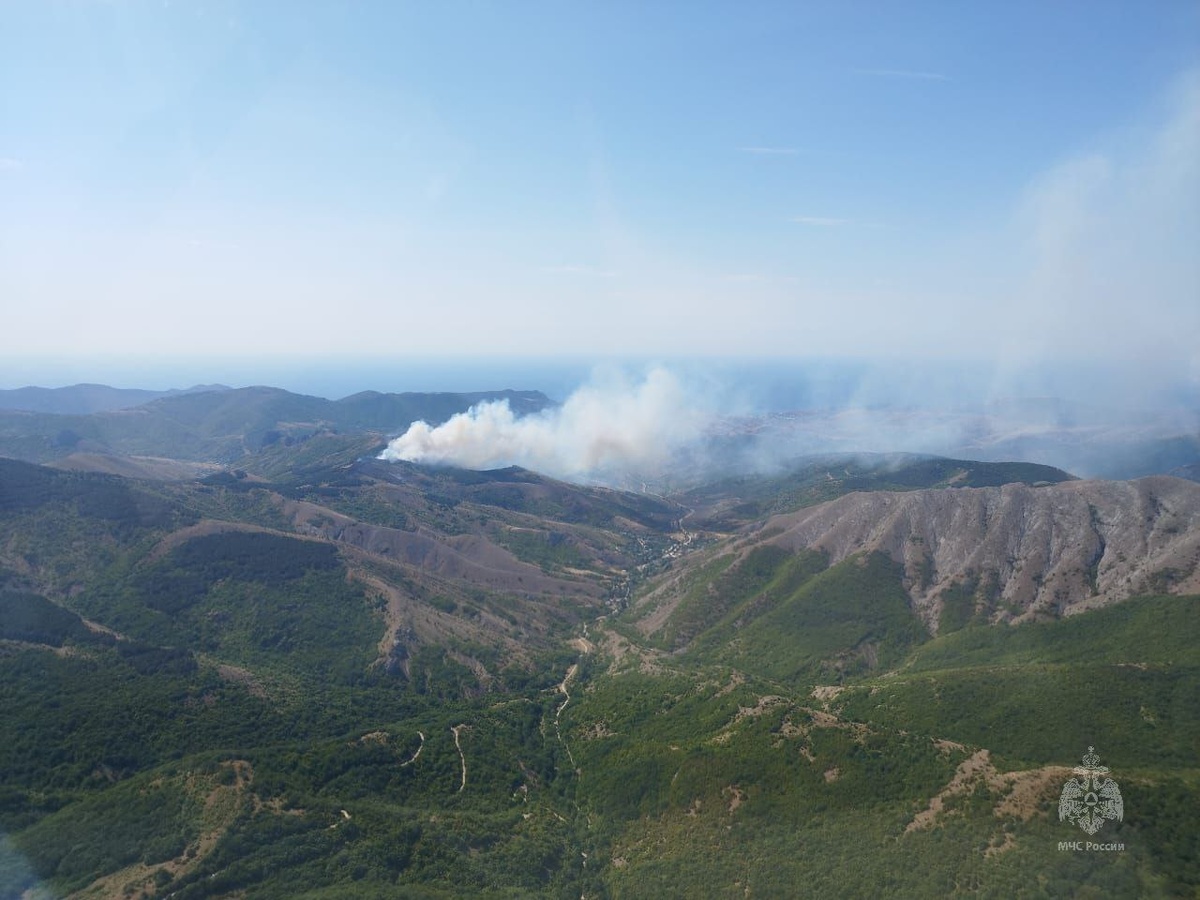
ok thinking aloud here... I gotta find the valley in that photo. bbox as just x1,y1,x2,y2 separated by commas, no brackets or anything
0,386,1196,898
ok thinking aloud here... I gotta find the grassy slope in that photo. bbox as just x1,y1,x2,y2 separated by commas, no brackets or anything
837,595,1200,769
635,542,926,686
569,593,1200,898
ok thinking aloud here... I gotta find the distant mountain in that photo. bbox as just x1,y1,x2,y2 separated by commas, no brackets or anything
0,382,230,414
961,430,1200,481
712,404,1200,482
0,385,553,465
680,453,1075,530
331,388,547,429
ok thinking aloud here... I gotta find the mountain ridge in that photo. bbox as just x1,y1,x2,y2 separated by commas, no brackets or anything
0,383,230,415
757,475,1200,629
0,386,554,465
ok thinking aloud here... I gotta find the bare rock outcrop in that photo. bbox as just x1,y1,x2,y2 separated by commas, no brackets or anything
761,476,1200,630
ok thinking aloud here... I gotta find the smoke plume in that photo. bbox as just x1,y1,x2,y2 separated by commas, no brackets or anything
378,367,708,480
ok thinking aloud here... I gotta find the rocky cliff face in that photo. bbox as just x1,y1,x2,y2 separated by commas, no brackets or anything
760,476,1200,630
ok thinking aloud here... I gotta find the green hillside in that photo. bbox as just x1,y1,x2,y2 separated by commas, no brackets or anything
835,595,1200,769
0,451,1196,898
564,591,1200,898
628,543,926,685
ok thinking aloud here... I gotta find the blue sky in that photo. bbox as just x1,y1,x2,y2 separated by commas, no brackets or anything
1,1,1197,382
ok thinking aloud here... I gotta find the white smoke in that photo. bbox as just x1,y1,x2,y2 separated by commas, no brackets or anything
378,367,709,480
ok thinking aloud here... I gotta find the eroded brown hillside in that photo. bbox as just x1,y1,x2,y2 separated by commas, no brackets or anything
760,475,1200,629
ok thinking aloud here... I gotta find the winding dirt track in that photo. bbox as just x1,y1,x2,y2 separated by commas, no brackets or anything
554,663,579,770
451,725,468,792
555,621,599,774
400,731,425,768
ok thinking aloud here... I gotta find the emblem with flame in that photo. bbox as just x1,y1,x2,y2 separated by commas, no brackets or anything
1059,747,1123,835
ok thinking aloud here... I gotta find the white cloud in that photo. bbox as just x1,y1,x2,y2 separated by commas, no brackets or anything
0,157,22,171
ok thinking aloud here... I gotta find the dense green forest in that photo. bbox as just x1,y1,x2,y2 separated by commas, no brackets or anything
0,454,1196,898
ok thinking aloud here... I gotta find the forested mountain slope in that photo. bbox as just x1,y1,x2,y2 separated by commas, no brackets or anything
0,450,1196,898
